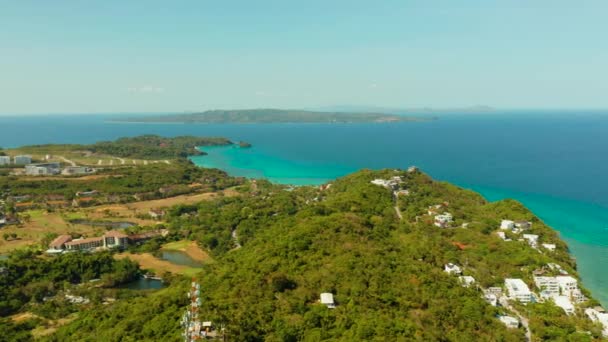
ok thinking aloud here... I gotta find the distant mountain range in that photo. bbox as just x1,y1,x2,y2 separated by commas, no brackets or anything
115,109,433,124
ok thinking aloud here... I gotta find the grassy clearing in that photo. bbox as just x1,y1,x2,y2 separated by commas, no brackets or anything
115,252,201,275
162,240,213,263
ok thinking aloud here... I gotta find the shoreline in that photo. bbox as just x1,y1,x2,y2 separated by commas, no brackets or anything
191,145,608,306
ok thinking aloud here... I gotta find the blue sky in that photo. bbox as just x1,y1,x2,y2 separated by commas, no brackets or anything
1,0,607,114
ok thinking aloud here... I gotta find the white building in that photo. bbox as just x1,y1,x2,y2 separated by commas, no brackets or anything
459,276,476,287
13,155,32,165
523,234,539,248
499,315,519,329
444,263,462,275
500,220,515,230
553,295,575,315
542,243,556,252
556,276,578,293
534,276,560,297
505,278,533,303
483,293,498,306
25,162,61,176
496,231,511,241
320,293,336,309
434,213,453,228
0,156,10,165
585,308,608,337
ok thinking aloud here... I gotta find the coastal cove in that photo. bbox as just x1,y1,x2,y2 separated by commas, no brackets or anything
1,112,607,306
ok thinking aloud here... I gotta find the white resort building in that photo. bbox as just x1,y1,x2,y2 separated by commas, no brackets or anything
505,278,533,303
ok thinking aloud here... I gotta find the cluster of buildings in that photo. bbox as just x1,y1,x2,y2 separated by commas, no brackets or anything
24,162,95,176
0,154,96,176
370,176,403,190
429,204,453,228
46,229,167,253
502,270,587,316
443,263,522,329
497,219,557,252
0,155,32,165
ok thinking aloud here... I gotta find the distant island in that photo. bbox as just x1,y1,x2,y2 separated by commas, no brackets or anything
114,109,431,124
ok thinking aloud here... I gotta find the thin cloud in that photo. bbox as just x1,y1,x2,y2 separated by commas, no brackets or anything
127,85,165,93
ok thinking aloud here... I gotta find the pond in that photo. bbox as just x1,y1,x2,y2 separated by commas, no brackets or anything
69,219,136,229
159,250,203,268
119,277,165,290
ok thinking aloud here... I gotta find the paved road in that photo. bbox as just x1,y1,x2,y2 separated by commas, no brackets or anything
499,296,531,341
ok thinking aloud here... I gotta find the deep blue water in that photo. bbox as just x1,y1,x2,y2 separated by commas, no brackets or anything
1,111,607,304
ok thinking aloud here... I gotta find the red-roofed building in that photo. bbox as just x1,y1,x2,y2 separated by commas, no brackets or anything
49,235,72,250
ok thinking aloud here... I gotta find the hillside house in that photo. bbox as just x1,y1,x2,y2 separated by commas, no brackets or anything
459,276,476,287
553,295,575,315
523,234,539,248
444,263,462,275
542,243,556,251
534,276,560,298
500,220,515,230
25,163,61,176
13,155,32,165
505,278,533,303
499,316,519,329
434,212,453,228
585,308,608,337
320,293,336,309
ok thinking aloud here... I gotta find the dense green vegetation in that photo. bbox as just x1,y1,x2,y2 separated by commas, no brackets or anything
34,169,604,341
0,251,141,341
1,167,604,340
89,135,233,159
0,250,139,316
118,109,427,124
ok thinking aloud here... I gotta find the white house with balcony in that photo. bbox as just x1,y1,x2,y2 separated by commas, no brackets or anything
505,278,533,303
534,276,560,298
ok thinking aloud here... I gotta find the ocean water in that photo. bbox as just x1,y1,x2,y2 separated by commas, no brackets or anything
0,111,607,304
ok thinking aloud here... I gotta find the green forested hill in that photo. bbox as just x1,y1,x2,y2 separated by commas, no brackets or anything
18,169,606,341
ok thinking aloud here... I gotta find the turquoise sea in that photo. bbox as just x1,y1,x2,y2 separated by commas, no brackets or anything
1,111,607,305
